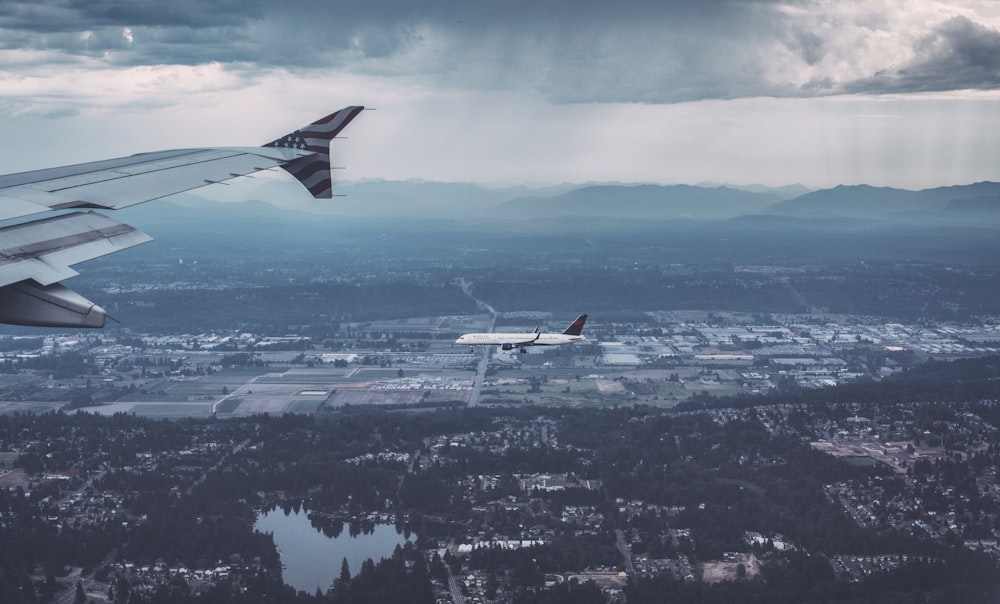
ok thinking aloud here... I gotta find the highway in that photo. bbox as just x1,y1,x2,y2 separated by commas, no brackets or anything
458,279,497,408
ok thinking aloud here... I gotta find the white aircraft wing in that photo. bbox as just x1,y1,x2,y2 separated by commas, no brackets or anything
0,106,364,328
0,148,304,222
512,333,542,347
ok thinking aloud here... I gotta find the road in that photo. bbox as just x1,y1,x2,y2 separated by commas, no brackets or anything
615,529,635,576
396,447,421,501
446,561,466,604
467,344,493,408
212,376,260,415
186,438,250,496
458,278,497,408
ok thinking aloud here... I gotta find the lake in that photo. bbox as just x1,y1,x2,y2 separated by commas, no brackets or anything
255,508,415,594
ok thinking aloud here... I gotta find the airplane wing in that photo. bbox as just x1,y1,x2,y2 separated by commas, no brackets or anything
513,332,542,347
0,106,364,328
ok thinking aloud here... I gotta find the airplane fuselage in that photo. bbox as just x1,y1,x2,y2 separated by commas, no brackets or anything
455,332,585,347
456,314,588,353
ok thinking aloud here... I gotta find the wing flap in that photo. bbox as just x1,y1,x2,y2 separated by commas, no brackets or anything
0,211,152,288
0,195,58,222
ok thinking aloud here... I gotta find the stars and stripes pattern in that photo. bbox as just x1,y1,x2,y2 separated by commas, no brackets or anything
263,106,364,152
280,154,334,198
263,106,364,198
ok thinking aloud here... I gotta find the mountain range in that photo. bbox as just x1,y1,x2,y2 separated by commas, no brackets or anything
101,178,1000,266
165,178,1000,225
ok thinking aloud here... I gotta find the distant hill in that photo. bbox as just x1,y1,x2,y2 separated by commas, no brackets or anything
696,182,811,200
128,179,1000,231
495,184,783,220
330,180,577,218
764,182,1000,219
177,177,577,219
88,179,1000,267
947,196,1000,212
329,179,1000,225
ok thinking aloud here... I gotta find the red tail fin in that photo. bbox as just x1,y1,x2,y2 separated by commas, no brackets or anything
563,314,588,336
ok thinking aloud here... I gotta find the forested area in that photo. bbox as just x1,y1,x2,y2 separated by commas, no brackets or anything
0,355,999,602
679,354,1000,412
97,279,478,333
49,238,1000,336
86,257,995,336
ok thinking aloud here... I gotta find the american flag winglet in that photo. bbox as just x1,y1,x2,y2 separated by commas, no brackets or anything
262,106,364,198
280,154,334,198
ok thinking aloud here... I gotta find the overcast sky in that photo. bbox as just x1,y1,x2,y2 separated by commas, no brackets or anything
1,0,999,190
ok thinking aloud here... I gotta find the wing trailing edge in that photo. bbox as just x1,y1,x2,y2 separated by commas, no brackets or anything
0,211,152,289
0,211,152,327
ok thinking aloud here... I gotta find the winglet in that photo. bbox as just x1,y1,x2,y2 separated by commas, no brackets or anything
262,106,364,198
563,314,588,336
263,106,365,152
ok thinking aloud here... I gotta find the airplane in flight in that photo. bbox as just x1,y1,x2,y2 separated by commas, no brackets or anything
456,314,588,354
0,105,364,328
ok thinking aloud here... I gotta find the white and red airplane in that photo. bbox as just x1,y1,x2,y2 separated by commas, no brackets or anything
456,315,588,354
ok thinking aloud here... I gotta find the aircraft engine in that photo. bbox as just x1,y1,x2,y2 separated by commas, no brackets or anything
0,280,107,328
501,343,514,351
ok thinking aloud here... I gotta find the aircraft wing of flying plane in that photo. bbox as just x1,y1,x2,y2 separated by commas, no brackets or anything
0,106,364,328
455,314,588,354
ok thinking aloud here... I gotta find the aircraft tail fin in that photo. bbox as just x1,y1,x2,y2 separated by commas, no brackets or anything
262,106,364,198
563,314,588,336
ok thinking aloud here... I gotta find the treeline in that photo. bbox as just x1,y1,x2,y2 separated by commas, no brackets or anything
678,354,1000,411
61,253,1000,339
789,264,1000,320
468,263,1000,320
97,280,478,333
468,533,620,578
625,549,1000,604
123,542,434,604
15,351,97,379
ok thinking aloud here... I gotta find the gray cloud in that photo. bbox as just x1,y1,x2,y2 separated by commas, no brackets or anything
844,16,1000,94
2,1,999,103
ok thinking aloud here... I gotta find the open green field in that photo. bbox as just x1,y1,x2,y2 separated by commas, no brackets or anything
7,345,757,418
4,315,767,417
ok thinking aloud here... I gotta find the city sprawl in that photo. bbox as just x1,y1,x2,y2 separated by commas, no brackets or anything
0,309,998,603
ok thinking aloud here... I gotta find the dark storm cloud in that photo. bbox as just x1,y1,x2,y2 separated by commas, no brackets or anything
3,1,999,102
786,29,826,67
0,0,256,32
844,16,1000,94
